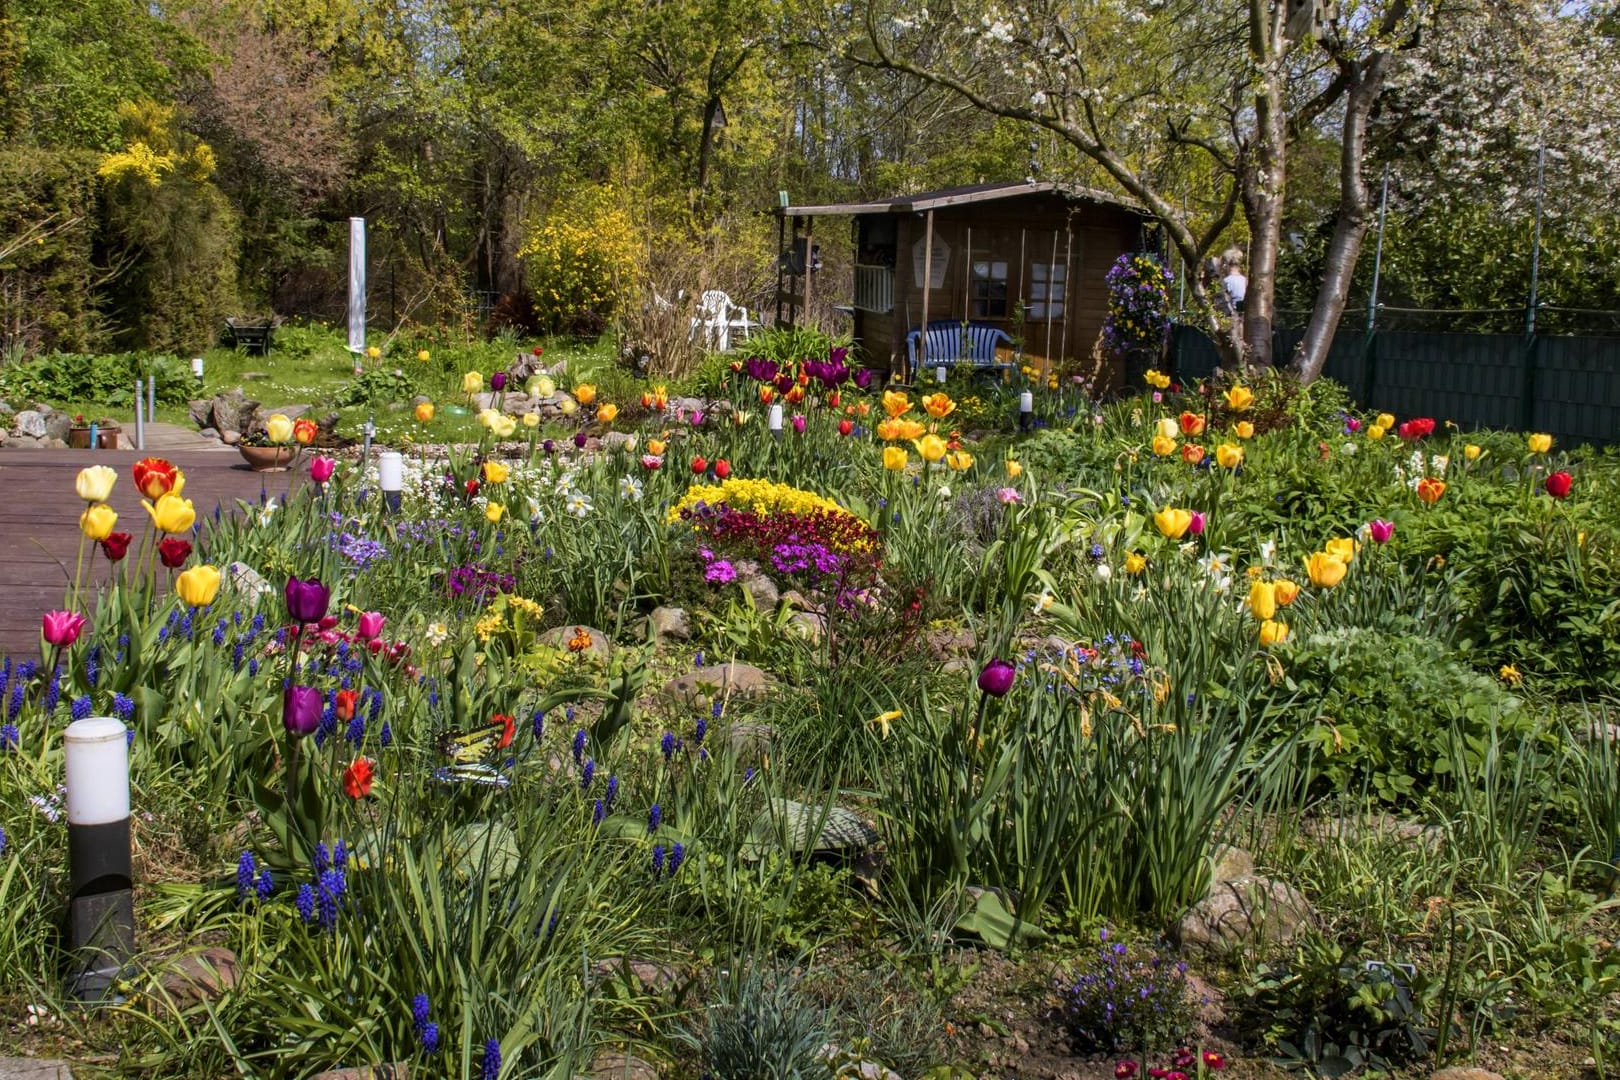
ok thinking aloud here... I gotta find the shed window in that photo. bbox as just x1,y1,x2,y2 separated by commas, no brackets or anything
1028,262,1067,320
971,260,1009,318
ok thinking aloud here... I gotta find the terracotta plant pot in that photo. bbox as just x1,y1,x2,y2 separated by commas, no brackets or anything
238,444,300,472
68,425,123,449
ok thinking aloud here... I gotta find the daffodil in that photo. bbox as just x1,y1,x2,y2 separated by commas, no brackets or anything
869,709,901,737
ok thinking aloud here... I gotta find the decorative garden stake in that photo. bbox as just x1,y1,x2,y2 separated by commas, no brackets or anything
378,451,404,513
64,716,134,1001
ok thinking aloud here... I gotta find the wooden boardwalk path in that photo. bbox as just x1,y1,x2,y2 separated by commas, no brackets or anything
0,448,306,662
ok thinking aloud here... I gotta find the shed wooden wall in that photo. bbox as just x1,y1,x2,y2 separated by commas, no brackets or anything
852,194,1142,389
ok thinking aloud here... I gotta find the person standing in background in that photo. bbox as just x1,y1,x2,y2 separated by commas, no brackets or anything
1220,247,1247,317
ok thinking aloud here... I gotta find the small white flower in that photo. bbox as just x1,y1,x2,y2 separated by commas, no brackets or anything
425,622,448,646
1095,563,1112,582
1259,540,1277,564
1033,591,1053,614
936,484,952,500
257,498,279,526
564,491,593,518
1430,454,1449,474
1341,442,1357,455
618,476,644,502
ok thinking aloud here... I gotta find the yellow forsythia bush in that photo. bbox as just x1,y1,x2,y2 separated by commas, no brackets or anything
517,185,641,333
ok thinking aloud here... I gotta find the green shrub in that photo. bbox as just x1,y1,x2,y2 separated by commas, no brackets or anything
0,350,192,406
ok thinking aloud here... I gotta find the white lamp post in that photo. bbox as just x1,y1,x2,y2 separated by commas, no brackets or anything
64,717,133,1001
191,357,205,383
935,366,947,384
767,403,784,439
378,451,404,513
1018,390,1034,432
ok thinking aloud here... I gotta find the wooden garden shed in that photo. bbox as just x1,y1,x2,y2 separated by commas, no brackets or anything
775,180,1156,384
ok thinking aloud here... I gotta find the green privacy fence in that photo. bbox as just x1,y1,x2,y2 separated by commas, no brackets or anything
1170,326,1620,448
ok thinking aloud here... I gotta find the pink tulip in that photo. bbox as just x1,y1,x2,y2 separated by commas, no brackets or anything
1368,519,1394,543
1188,511,1206,535
310,456,337,484
357,611,386,641
42,609,87,648
791,414,806,434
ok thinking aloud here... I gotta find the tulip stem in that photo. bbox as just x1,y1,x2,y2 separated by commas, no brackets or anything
71,530,86,612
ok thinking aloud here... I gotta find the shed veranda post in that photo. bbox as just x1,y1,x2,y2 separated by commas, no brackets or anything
918,208,934,382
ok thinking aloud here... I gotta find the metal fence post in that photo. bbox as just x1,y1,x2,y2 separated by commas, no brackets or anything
1519,332,1540,432
1361,328,1378,407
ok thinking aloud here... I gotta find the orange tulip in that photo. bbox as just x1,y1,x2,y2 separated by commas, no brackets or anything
1416,477,1447,504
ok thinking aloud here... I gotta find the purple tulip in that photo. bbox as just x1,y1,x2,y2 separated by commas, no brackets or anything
490,371,508,392
853,368,875,390
542,439,555,454
977,658,1016,697
689,410,705,427
283,684,323,737
573,432,588,450
284,576,331,624
1368,519,1394,544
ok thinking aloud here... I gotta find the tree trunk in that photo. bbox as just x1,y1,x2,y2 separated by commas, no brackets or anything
1292,54,1394,384
1242,71,1288,369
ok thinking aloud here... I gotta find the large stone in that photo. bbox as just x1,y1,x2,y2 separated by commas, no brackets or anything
538,624,614,661
1209,844,1255,887
590,957,681,994
44,412,73,441
228,561,273,602
740,574,779,609
662,663,774,705
1429,1070,1505,1080
585,1052,659,1080
188,399,213,428
157,946,239,1008
1177,875,1313,956
787,611,825,644
13,409,46,439
209,390,260,434
310,1067,410,1080
599,431,638,453
647,606,690,641
0,1059,74,1079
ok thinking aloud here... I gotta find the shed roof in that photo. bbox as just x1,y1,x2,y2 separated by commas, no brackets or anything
780,180,1147,218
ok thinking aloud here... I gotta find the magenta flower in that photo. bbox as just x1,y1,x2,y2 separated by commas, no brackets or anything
357,611,386,641
791,414,806,434
996,487,1022,504
490,371,507,392
42,609,87,648
1188,511,1206,535
977,658,1016,697
284,576,331,624
309,456,336,484
1368,519,1394,544
282,684,323,737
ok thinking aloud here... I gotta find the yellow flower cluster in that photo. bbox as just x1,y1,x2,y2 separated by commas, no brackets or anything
667,478,876,550
474,609,508,642
1143,369,1172,389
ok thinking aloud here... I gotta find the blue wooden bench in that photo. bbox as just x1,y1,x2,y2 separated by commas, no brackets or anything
905,320,1015,377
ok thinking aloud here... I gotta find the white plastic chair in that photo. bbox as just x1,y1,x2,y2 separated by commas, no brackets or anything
691,290,759,352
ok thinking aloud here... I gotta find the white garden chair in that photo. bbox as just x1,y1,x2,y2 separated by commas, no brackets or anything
690,290,760,352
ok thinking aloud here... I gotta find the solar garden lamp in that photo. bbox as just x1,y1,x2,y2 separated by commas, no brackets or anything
767,403,784,439
1018,390,1034,432
378,451,404,513
64,716,134,1002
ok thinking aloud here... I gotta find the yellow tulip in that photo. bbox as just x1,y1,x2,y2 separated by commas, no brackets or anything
462,371,483,395
882,389,911,418
1527,432,1553,454
144,492,195,534
892,419,922,440
175,564,221,607
417,350,431,362
883,446,908,471
523,412,540,428
1234,421,1255,439
875,418,899,441
921,392,956,419
1273,578,1300,606
1325,537,1358,563
1366,424,1386,441
646,438,666,456
1005,459,1023,479
1248,579,1277,621
75,465,117,503
79,503,118,541
596,403,619,424
1124,552,1147,575
1258,619,1290,647
1151,434,1177,457
559,398,578,417
366,346,381,359
482,461,510,484
534,376,556,397
1376,413,1395,430
485,501,505,524
1215,443,1244,469
416,402,435,423
915,434,947,463
1305,552,1348,588
478,408,500,429
491,415,517,438
1154,507,1193,539
573,383,597,406
1224,385,1254,412
945,450,974,471
1464,444,1482,461
1155,417,1180,439
265,413,294,444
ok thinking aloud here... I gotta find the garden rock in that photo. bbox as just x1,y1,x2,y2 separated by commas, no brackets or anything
1429,1070,1505,1080
647,606,690,641
925,626,977,658
228,562,273,602
1177,875,1313,956
44,412,72,441
310,1066,410,1080
14,410,47,439
157,946,239,1008
662,662,773,705
199,427,221,441
1208,844,1255,887
741,573,779,609
188,399,212,427
600,431,638,453
788,611,825,643
590,957,681,994
585,1052,659,1080
0,1060,74,1079
206,390,260,435
726,721,776,763
538,624,614,661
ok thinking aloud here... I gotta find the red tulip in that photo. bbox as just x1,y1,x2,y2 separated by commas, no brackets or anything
1545,470,1572,499
100,532,133,562
132,457,180,499
828,391,841,408
42,609,87,647
342,756,375,799
465,478,480,497
158,537,192,568
838,419,854,436
713,459,731,480
335,689,359,721
691,456,708,474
